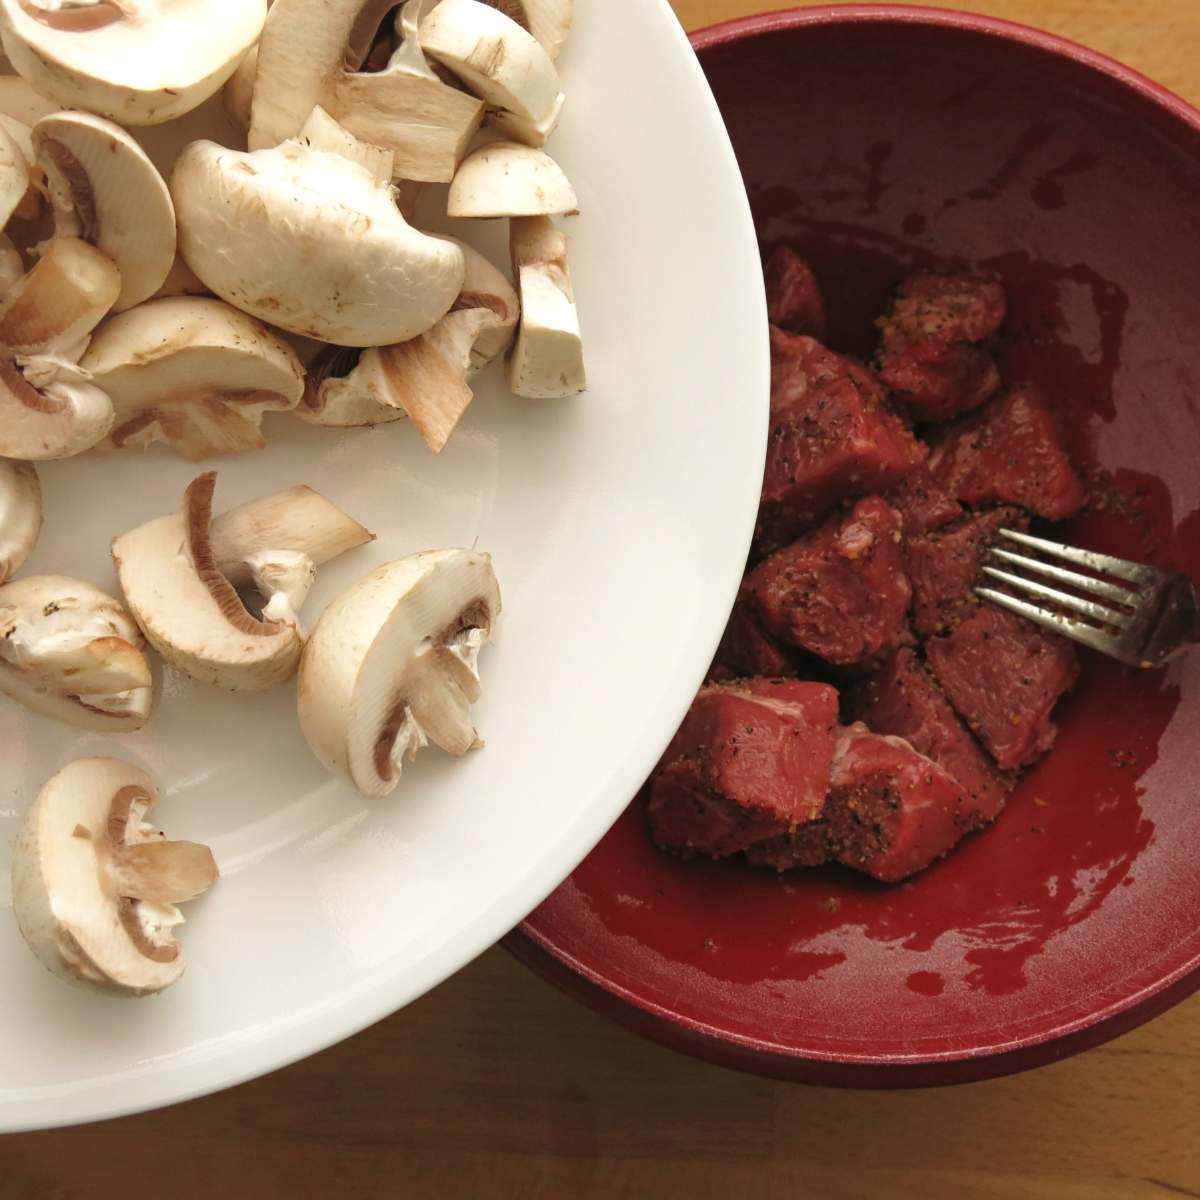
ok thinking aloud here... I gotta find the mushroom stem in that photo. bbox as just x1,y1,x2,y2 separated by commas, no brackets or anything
105,839,219,906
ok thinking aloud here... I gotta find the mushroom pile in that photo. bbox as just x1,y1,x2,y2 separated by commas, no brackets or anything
0,0,565,996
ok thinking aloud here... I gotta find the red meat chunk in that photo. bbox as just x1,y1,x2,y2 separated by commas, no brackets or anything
927,385,1086,519
852,648,1010,821
709,583,795,682
926,606,1080,770
746,496,911,666
877,271,1006,421
747,725,978,882
764,245,827,339
907,506,1026,635
758,329,926,552
886,464,963,536
647,679,839,858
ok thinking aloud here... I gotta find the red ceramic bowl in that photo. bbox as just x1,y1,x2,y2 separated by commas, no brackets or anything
508,5,1200,1086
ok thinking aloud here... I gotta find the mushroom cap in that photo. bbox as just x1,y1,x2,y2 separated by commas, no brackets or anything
0,74,57,128
32,110,177,311
171,137,466,346
222,42,257,130
298,550,501,797
482,0,572,61
0,456,39,581
80,296,305,460
12,757,217,995
448,141,577,218
0,574,152,731
0,0,267,125
113,472,304,691
0,357,115,462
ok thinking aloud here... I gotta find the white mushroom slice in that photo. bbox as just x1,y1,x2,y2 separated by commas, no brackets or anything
0,118,28,227
480,0,571,61
171,130,465,346
0,575,152,730
114,471,362,690
32,110,176,311
223,43,257,130
0,0,267,125
419,0,564,148
507,215,584,399
0,74,56,127
485,94,564,150
448,141,576,218
0,456,39,580
0,230,23,292
12,758,217,995
250,0,483,184
298,104,393,186
80,296,305,461
298,550,501,798
299,346,407,428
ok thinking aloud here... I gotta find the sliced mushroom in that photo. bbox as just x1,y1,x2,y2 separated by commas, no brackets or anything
0,575,152,731
0,74,56,128
32,110,176,311
297,103,393,186
298,549,501,798
480,0,572,61
12,757,217,995
507,215,584,398
420,0,565,148
114,471,369,690
0,456,39,580
0,236,119,459
80,296,305,461
171,120,465,347
250,0,483,184
448,140,577,218
301,242,517,448
0,0,267,125
223,43,258,130
0,118,28,228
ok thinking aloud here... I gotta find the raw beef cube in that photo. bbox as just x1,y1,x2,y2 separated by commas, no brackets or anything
926,606,1080,770
709,582,796,682
823,725,979,882
877,271,1006,421
745,820,833,872
886,464,963,536
746,496,910,666
852,648,1010,821
907,507,1026,635
648,680,839,858
927,385,1086,519
764,245,827,339
757,329,926,552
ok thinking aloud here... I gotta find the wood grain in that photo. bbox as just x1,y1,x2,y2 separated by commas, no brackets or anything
5,3,1200,1197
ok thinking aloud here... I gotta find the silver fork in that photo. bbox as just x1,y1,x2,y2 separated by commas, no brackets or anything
976,528,1200,668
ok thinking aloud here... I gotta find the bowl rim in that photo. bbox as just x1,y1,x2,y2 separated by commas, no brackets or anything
515,3,1200,1086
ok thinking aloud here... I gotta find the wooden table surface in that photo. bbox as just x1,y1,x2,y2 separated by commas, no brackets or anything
7,3,1200,1197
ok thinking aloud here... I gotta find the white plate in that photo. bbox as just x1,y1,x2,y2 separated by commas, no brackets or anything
0,0,767,1130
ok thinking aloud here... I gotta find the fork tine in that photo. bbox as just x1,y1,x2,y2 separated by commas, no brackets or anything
988,548,1137,607
975,587,1135,658
979,566,1134,627
996,528,1161,586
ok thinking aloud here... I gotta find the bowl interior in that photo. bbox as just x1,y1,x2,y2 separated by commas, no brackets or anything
521,8,1200,1076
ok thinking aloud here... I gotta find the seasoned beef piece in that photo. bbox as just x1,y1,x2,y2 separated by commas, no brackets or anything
647,679,839,858
747,725,978,882
877,272,1006,421
886,464,963,536
852,648,1011,821
709,582,796,682
926,606,1080,770
746,497,910,666
907,507,1026,635
758,329,926,552
927,385,1086,519
764,245,828,339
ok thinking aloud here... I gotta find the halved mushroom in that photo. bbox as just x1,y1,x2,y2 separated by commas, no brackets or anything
447,141,576,218
250,0,483,184
301,241,517,449
0,236,120,459
12,757,217,996
480,0,572,61
0,575,152,731
507,215,584,398
80,296,305,461
298,549,501,798
420,0,565,148
113,471,372,690
0,456,39,581
171,116,465,347
0,0,267,125
32,110,176,311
